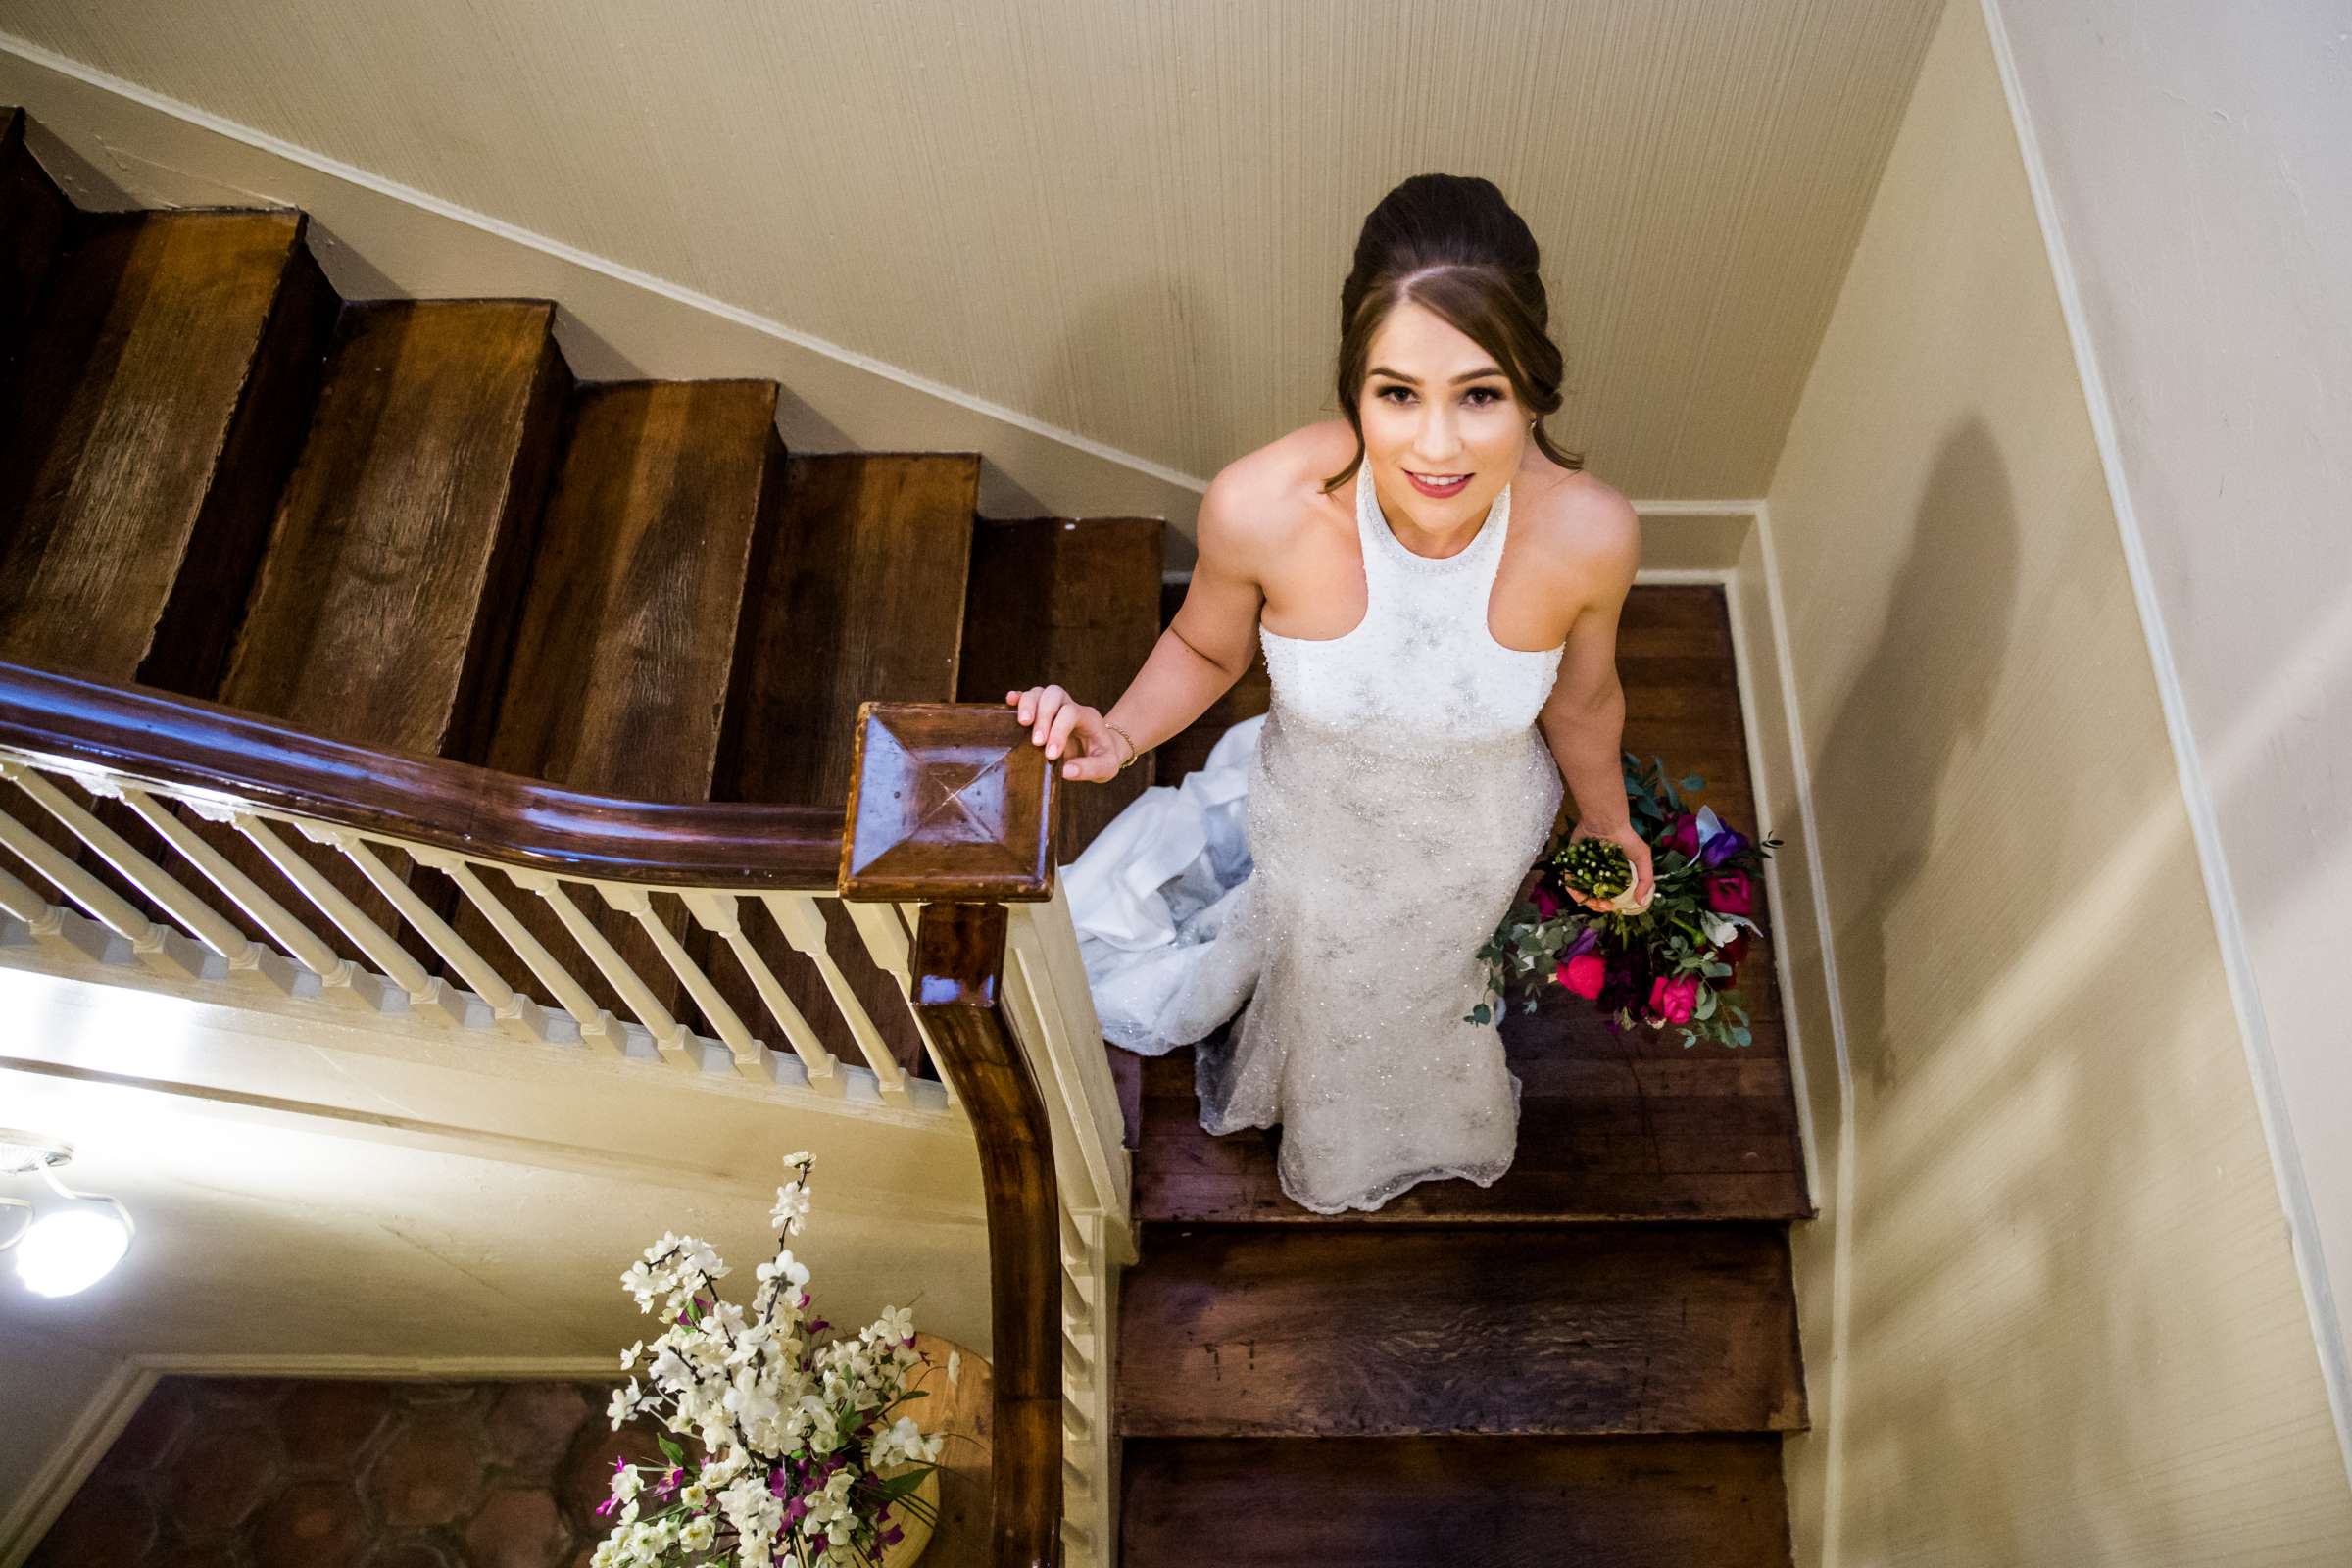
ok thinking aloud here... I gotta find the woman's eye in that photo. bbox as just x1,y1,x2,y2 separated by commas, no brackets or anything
1376,384,1503,406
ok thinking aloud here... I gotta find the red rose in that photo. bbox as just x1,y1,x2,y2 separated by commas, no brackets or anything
1704,870,1753,916
1531,882,1561,920
1719,929,1750,966
1647,973,1699,1024
1556,953,1606,999
1667,812,1700,858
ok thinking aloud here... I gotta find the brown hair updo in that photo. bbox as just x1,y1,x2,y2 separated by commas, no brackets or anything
1323,172,1585,493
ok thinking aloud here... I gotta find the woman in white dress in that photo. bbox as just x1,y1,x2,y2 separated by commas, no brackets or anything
1005,173,1655,1215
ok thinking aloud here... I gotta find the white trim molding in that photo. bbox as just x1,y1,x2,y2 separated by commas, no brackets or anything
0,1359,155,1568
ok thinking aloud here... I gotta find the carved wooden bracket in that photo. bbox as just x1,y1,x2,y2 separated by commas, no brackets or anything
838,701,1057,903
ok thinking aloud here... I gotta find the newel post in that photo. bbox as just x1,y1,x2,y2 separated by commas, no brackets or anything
839,700,1061,1568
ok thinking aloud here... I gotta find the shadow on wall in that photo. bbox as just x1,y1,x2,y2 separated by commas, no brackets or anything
1812,414,2223,1556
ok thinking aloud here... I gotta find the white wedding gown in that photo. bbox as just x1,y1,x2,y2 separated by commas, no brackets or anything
1065,461,1566,1214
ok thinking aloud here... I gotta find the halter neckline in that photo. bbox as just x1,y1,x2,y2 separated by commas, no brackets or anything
1357,463,1509,572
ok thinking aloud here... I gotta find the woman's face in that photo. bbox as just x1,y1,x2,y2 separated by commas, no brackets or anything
1355,299,1529,536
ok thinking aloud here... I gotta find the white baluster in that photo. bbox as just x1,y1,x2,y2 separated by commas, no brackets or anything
0,858,66,950
0,762,220,979
117,787,358,1004
307,830,541,1038
679,890,844,1096
494,865,692,1066
761,893,910,1106
601,884,764,1078
225,811,431,1017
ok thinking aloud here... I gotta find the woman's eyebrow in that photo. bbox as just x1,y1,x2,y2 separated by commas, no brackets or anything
1367,365,1507,384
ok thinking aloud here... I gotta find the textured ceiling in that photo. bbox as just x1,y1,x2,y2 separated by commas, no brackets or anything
4,0,1944,499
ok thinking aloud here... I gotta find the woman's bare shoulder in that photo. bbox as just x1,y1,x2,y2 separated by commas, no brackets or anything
1196,419,1356,566
1519,461,1638,568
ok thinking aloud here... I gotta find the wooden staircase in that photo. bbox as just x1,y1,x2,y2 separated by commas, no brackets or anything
1110,584,1813,1565
0,106,1165,1087
3,101,1813,1564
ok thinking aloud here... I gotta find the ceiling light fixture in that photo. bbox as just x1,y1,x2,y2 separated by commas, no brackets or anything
1,1132,134,1298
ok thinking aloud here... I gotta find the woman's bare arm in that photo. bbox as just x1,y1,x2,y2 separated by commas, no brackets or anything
1011,463,1269,781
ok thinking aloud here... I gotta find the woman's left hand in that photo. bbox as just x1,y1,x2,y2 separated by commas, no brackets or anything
1564,819,1655,913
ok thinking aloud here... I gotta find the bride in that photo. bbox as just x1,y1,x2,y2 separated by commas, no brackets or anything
1004,172,1654,1216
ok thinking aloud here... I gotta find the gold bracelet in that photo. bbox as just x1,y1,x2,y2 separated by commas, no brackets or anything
1103,721,1140,772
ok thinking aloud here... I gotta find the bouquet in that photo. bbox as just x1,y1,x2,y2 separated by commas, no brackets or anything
593,1150,953,1567
1468,753,1782,1049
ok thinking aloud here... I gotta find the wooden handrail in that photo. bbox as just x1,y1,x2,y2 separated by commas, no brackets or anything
0,659,842,888
0,663,1076,1564
844,700,1065,1568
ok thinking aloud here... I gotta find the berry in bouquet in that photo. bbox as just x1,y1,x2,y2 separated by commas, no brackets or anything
1469,753,1782,1048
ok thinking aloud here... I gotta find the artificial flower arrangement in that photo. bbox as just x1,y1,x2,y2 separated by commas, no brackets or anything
1469,753,1782,1048
592,1150,955,1568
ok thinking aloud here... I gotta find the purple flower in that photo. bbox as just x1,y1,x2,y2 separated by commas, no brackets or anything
1563,925,1600,959
1700,827,1748,868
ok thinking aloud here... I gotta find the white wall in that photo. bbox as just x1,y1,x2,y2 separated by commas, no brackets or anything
1985,0,2352,1470
1763,0,2352,1557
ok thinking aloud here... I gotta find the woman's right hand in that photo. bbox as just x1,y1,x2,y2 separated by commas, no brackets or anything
1005,685,1129,783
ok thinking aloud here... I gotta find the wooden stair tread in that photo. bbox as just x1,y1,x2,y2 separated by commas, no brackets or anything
1115,1222,1806,1437
1120,1435,1793,1568
720,452,979,808
479,377,783,798
454,377,787,1022
0,209,333,695
216,297,567,751
956,514,1165,862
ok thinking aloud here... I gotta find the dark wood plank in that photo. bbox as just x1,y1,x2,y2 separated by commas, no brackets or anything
723,452,979,808
957,515,1165,862
451,378,788,1021
197,298,569,971
1121,1435,1793,1568
0,209,333,696
0,107,72,371
1115,1223,1806,1437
